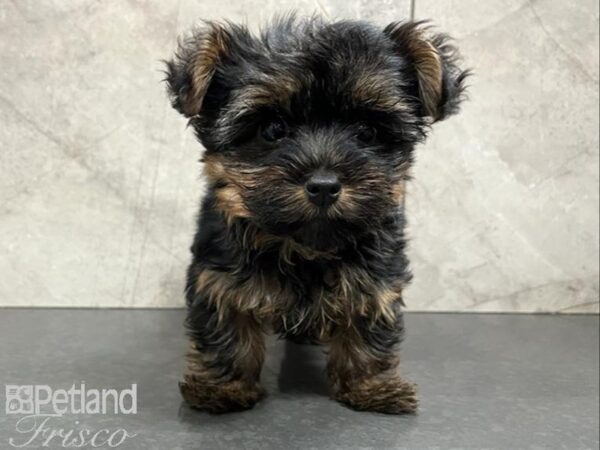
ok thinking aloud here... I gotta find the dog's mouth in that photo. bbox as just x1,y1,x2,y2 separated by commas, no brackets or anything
253,213,371,252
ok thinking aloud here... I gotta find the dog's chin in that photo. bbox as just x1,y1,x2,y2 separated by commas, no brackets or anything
256,214,370,251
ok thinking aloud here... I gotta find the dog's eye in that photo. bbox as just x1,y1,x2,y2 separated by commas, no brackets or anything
260,118,288,142
355,124,377,144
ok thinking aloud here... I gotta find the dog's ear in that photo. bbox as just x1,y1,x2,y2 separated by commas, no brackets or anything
384,21,469,122
165,22,232,117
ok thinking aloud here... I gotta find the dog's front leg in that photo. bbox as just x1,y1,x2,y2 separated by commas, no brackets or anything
327,310,417,414
179,295,266,413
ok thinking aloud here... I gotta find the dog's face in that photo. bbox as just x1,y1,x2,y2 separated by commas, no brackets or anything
166,18,468,249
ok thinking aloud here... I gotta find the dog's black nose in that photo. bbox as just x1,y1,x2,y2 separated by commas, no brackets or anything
305,172,341,207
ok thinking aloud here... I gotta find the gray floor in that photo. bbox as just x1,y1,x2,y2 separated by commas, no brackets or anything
0,310,598,450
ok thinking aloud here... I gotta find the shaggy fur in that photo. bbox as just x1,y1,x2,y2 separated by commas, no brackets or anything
165,15,468,414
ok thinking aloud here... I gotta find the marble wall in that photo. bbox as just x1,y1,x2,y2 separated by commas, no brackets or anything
0,0,598,312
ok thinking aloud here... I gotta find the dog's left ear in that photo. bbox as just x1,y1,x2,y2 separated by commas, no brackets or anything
384,21,470,122
165,22,233,117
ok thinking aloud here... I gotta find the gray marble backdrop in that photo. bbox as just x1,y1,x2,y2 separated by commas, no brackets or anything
0,0,598,312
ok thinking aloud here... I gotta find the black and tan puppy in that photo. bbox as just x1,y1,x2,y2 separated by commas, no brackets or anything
165,16,468,414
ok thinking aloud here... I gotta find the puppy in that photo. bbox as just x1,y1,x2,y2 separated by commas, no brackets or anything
165,16,468,414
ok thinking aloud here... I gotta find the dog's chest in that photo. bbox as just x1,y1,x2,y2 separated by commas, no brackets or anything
250,256,381,335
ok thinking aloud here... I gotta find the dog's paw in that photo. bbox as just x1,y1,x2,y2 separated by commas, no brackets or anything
334,376,418,414
179,375,266,414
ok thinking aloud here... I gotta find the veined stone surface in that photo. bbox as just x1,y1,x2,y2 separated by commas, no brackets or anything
408,0,599,312
0,0,597,312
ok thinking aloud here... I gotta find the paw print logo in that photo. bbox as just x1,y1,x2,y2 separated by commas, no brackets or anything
5,385,34,414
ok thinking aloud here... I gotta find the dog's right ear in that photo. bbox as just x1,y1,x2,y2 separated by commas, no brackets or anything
165,23,232,117
384,21,469,123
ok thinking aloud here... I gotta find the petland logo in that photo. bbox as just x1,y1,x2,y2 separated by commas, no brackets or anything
4,383,138,448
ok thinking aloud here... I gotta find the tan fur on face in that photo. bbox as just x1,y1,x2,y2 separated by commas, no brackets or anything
215,73,304,141
392,179,406,205
214,186,251,225
352,71,410,112
227,73,301,117
285,188,318,220
327,175,405,222
202,154,263,224
326,186,361,219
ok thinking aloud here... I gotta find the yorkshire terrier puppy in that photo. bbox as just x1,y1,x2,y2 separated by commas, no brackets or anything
165,16,468,414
